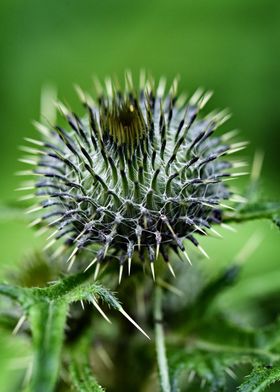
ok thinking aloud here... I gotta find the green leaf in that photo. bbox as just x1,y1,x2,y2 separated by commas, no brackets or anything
70,362,105,392
167,264,241,334
168,313,280,391
188,265,240,324
238,364,280,392
170,349,248,392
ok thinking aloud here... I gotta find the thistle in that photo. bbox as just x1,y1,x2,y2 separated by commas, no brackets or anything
19,72,247,280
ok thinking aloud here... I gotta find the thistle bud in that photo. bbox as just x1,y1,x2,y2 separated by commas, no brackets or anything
20,72,247,278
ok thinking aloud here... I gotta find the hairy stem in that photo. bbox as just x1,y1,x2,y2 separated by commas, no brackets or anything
223,201,280,224
31,267,95,300
154,285,171,392
29,300,68,392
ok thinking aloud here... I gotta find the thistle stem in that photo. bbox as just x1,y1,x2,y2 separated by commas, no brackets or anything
154,285,171,392
29,300,68,392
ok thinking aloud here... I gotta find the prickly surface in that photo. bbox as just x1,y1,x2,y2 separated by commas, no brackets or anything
19,73,246,276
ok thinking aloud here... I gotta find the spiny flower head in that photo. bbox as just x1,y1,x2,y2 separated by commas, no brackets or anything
19,72,247,281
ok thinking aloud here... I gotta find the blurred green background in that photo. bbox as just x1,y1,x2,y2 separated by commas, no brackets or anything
0,0,279,390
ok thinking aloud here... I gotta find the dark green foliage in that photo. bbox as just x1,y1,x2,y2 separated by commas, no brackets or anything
167,268,280,392
70,363,105,392
238,365,280,392
1,237,280,391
